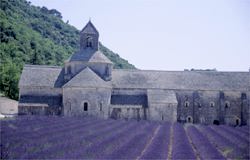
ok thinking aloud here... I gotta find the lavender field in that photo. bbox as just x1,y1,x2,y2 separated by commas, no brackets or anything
1,116,249,159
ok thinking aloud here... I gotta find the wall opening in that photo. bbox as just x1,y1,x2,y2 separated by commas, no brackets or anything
99,102,102,111
213,120,220,125
210,102,215,107
236,119,240,126
111,108,121,119
68,66,71,74
241,93,247,100
225,101,230,109
186,116,193,123
86,37,93,48
198,103,202,109
84,102,88,111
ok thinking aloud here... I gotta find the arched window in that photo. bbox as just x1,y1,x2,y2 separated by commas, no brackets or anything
86,37,93,48
210,102,215,107
99,102,102,111
68,66,71,74
84,102,88,111
106,66,110,76
225,101,230,109
184,101,189,107
198,103,202,109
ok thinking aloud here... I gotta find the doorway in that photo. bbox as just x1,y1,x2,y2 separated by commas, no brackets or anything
186,116,193,123
213,120,220,125
236,119,240,126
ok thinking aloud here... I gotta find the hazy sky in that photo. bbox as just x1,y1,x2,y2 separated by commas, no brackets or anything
30,0,250,71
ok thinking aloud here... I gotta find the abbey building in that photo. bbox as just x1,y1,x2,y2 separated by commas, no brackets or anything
18,21,250,126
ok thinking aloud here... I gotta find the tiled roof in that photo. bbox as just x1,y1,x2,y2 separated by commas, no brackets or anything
19,65,249,91
80,21,99,35
111,70,250,91
89,51,112,64
147,90,177,104
67,49,112,64
18,65,64,88
63,67,111,88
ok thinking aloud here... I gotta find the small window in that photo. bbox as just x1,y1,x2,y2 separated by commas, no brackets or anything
198,103,202,109
241,93,247,100
99,103,102,111
86,37,93,48
225,101,230,109
184,101,189,107
68,66,71,74
84,102,88,111
210,102,215,107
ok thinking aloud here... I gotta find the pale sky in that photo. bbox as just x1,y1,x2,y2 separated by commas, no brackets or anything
30,0,250,71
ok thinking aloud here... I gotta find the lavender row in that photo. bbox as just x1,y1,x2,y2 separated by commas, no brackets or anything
18,120,122,159
140,122,171,159
187,126,225,159
72,121,150,159
105,123,158,159
171,123,196,159
210,125,249,150
2,118,118,159
197,125,248,159
2,118,93,140
220,125,250,143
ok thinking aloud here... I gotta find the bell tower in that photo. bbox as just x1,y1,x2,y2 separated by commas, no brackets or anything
80,20,99,51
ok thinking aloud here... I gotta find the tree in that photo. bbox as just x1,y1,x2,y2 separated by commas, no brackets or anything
0,61,20,99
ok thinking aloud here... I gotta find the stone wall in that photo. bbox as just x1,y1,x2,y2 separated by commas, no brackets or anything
148,103,177,122
63,87,111,118
19,87,62,115
176,90,248,125
109,105,145,120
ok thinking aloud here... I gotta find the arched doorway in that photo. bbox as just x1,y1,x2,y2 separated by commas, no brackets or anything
236,118,240,126
213,120,220,125
186,116,193,123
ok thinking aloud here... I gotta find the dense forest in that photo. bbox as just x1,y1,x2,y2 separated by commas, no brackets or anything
0,0,135,100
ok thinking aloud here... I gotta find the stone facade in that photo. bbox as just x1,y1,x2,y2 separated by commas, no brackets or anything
18,21,250,126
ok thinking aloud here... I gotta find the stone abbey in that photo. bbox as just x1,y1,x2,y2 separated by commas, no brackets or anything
18,21,250,126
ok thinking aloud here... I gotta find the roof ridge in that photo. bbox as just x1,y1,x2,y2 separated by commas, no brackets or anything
88,51,113,64
63,67,110,88
112,69,249,73
24,64,62,69
80,21,99,35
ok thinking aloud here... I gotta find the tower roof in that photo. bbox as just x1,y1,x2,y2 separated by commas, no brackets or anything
89,51,112,64
80,20,99,35
66,50,112,64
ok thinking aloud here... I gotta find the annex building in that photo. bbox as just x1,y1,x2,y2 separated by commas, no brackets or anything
18,21,250,126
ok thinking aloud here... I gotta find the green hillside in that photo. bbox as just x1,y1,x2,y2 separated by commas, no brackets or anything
0,0,135,100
